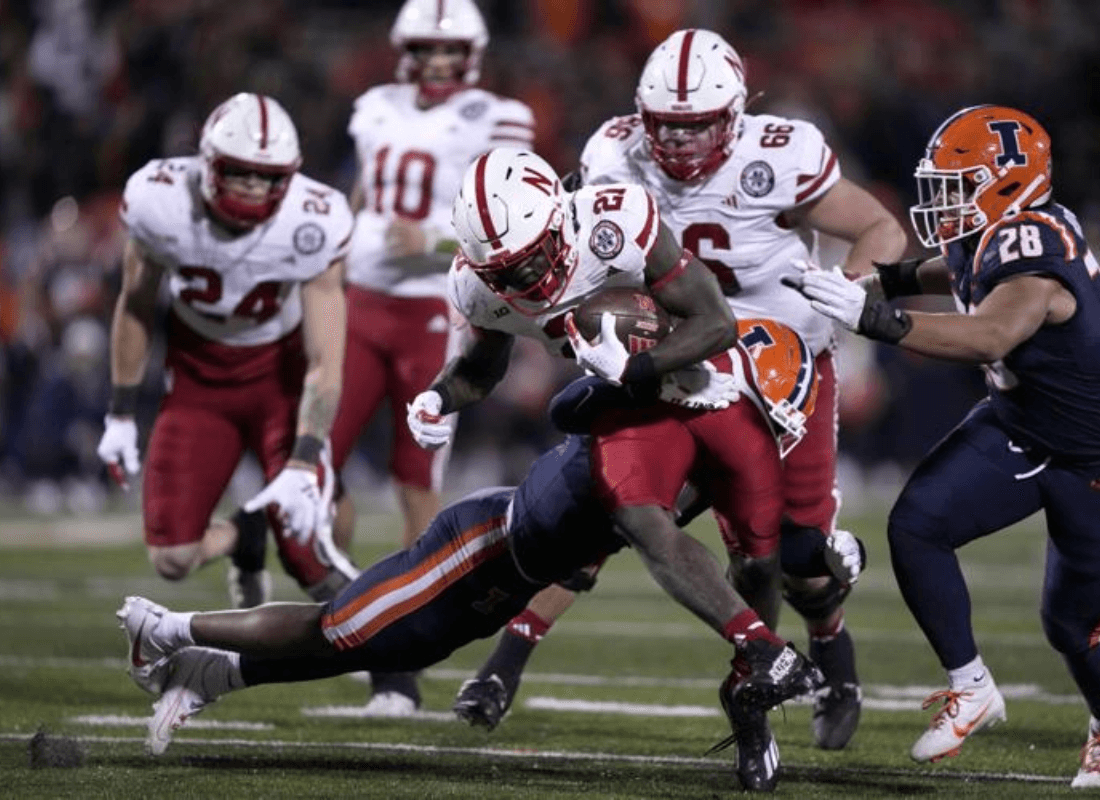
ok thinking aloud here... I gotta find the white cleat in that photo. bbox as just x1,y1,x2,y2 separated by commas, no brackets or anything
147,647,229,756
910,678,1006,762
227,566,273,609
116,596,173,694
363,691,418,718
1072,721,1100,788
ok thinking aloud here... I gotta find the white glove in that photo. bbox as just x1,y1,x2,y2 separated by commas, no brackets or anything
660,361,741,410
244,465,323,545
823,529,862,585
407,390,452,450
565,311,630,385
97,415,141,490
785,263,867,332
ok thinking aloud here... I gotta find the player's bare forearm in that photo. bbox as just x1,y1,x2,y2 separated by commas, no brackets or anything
110,239,162,391
842,214,908,276
802,177,908,276
644,225,737,373
613,505,748,633
293,259,346,462
428,327,513,413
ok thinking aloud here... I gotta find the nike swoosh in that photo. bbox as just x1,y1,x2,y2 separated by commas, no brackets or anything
131,618,148,668
952,699,994,739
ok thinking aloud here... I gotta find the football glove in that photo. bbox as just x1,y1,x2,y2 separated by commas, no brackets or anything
565,311,630,385
823,529,863,585
660,361,741,410
407,390,452,450
97,415,141,490
244,465,324,545
784,263,912,344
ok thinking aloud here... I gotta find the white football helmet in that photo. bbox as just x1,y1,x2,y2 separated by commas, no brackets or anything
198,93,301,228
636,29,747,181
391,0,488,95
451,148,576,314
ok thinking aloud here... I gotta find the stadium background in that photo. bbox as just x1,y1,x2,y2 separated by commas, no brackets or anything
1,0,1098,517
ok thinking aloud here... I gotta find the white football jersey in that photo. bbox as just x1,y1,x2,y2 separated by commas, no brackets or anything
447,183,661,354
121,156,353,347
581,112,840,355
347,85,535,299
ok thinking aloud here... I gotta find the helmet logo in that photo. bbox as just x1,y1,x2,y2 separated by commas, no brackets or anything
521,167,555,196
988,120,1026,168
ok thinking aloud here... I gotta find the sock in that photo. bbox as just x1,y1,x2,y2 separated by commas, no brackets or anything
230,508,268,573
1090,716,1100,737
807,612,845,641
947,655,989,690
809,623,858,686
370,671,421,705
477,610,552,699
722,609,785,648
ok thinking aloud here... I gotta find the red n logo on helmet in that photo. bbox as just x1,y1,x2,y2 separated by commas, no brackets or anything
521,167,554,196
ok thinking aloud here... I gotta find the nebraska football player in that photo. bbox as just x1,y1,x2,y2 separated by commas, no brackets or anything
97,93,357,608
575,27,909,753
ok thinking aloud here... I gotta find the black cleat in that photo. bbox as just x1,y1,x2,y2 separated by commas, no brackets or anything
709,640,823,793
812,681,862,750
453,674,508,731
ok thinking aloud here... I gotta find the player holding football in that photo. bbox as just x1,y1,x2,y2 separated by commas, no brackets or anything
787,105,1100,787
408,146,824,791
96,93,358,608
458,28,908,752
332,0,535,715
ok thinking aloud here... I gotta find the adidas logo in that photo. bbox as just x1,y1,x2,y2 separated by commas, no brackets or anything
769,647,797,683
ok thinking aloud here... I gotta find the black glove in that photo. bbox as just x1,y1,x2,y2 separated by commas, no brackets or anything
873,257,926,300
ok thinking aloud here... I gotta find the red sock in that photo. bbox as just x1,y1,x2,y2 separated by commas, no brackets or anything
506,609,552,644
722,609,785,648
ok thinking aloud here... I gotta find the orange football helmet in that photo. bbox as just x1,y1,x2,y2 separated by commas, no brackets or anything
738,318,818,457
910,105,1052,248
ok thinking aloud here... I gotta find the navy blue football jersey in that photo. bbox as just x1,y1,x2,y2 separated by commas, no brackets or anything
508,435,627,584
945,203,1100,460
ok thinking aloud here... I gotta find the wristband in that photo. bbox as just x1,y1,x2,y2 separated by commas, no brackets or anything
874,257,926,300
620,351,657,385
429,383,455,415
859,302,913,344
109,385,140,417
290,434,324,464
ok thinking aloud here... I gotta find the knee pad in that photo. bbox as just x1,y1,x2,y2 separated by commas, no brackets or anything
784,575,851,621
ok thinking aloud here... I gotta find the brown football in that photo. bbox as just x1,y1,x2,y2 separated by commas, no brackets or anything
573,287,671,354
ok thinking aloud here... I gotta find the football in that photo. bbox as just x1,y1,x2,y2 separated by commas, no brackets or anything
573,287,671,354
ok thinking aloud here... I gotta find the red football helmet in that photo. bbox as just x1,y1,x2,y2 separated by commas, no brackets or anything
199,93,301,228
910,105,1052,248
635,29,747,182
738,318,818,457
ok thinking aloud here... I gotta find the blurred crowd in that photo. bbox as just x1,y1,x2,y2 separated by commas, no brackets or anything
1,0,1098,514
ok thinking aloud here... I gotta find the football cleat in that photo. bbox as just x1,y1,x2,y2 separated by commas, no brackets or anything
1072,720,1100,788
812,682,862,750
708,640,823,792
116,595,174,694
227,566,273,609
453,674,509,731
910,678,1006,762
147,647,230,756
362,691,418,718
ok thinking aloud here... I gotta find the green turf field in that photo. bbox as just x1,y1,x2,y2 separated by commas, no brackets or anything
0,504,1089,798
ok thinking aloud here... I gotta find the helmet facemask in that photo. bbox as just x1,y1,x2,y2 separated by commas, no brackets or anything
204,157,295,229
642,107,736,182
399,39,476,105
471,224,576,315
911,162,992,248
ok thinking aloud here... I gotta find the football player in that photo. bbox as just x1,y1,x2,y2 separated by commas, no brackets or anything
458,28,908,752
119,419,819,780
332,0,535,715
96,93,358,609
410,146,825,791
787,105,1100,787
